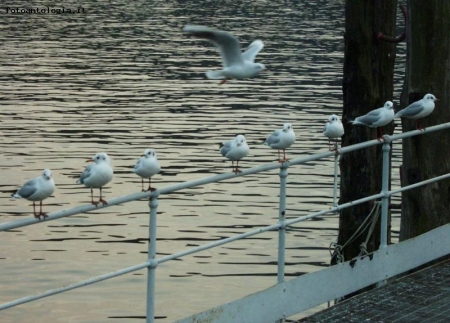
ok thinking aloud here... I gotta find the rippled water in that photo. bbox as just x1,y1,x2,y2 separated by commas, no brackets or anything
0,1,406,322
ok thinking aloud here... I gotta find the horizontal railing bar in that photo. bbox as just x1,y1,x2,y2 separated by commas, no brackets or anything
1,122,449,310
2,121,450,233
389,173,450,195
387,122,450,142
1,169,449,311
156,223,283,264
0,261,151,310
284,193,386,227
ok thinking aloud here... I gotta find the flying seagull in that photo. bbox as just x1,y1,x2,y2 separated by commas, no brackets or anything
183,25,266,84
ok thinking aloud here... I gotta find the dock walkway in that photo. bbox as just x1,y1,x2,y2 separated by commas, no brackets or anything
297,259,450,323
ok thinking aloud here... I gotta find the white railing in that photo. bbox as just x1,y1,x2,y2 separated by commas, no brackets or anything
1,122,450,322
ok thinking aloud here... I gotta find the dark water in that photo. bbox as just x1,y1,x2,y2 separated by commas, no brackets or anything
0,1,406,322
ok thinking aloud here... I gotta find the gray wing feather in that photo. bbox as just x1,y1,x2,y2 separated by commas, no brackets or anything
354,109,382,126
396,101,424,117
265,130,281,146
220,141,233,157
16,180,38,199
242,40,264,62
134,158,142,171
77,164,93,184
183,25,244,67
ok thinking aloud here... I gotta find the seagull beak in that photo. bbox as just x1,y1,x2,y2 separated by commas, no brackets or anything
435,99,440,102
86,159,94,162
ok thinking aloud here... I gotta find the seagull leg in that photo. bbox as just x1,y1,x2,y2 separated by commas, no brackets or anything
38,201,48,219
219,79,228,85
147,178,156,192
99,187,108,205
283,149,290,162
376,128,383,141
234,160,242,174
416,120,425,131
91,188,99,207
32,202,39,219
333,141,339,153
141,178,145,192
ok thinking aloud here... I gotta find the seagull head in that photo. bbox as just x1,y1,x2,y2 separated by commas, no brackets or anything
90,152,111,164
384,101,394,110
143,149,157,158
236,135,246,146
329,115,340,123
253,63,266,74
282,123,293,132
424,93,438,102
42,169,53,180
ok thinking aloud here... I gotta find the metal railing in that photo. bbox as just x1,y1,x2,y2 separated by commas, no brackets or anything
1,122,450,322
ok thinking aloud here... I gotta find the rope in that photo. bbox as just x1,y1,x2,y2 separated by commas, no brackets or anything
330,201,382,263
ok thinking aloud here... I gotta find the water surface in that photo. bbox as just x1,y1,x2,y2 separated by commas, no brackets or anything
0,1,405,322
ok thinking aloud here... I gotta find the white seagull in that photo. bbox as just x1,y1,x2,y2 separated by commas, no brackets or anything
264,123,295,163
134,149,161,192
395,93,439,130
12,169,55,219
349,101,395,139
220,135,250,173
77,152,113,206
182,25,266,84
323,115,344,150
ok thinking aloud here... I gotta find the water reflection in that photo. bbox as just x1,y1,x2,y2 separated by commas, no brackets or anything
0,0,405,322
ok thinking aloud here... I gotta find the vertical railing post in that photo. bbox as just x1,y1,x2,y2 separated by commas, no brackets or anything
146,195,159,323
276,164,288,323
277,165,288,284
380,141,391,248
333,148,339,209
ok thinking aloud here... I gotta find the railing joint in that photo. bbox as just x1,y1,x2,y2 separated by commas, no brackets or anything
381,134,393,144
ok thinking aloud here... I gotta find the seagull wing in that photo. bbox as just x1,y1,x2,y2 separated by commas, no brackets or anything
134,157,143,172
265,130,281,146
395,100,424,118
220,140,234,157
15,179,38,199
77,164,93,184
354,108,383,126
242,40,264,62
183,25,244,67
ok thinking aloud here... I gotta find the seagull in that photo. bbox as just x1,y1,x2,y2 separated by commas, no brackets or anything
220,135,250,173
395,93,439,130
182,25,266,84
134,149,161,192
264,123,295,163
349,101,395,140
323,115,344,150
12,169,55,219
77,152,113,206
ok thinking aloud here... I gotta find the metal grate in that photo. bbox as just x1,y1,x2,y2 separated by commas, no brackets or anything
297,259,450,323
